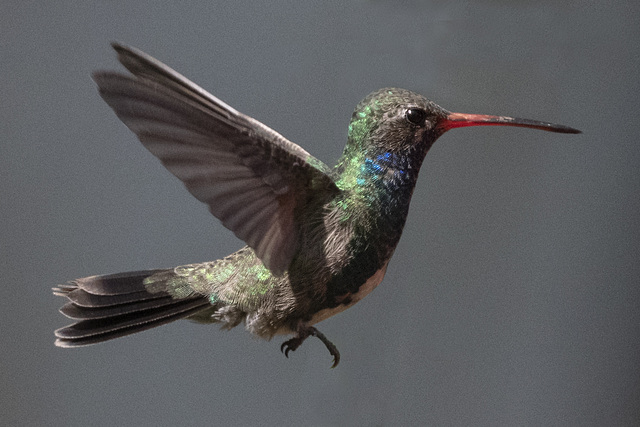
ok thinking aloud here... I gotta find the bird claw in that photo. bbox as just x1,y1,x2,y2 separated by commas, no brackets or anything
280,325,341,368
280,337,302,358
311,328,340,368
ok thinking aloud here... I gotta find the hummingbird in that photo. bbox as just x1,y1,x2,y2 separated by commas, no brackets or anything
53,43,580,367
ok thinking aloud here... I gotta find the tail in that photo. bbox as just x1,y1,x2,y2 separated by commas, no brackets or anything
53,270,210,347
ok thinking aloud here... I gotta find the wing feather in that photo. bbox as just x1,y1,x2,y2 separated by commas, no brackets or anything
93,43,339,274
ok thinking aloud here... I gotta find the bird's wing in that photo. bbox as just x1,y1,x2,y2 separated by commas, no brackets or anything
93,43,339,275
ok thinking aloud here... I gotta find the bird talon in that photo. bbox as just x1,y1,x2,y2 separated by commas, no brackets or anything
330,352,340,369
279,325,341,367
280,337,300,359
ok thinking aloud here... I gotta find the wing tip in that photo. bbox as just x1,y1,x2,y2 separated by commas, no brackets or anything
110,41,140,59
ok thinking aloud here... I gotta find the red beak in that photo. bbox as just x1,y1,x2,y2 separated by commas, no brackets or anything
440,112,581,134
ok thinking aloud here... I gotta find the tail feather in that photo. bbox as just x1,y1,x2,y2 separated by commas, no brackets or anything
53,269,210,348
55,270,162,295
60,288,164,308
59,294,180,319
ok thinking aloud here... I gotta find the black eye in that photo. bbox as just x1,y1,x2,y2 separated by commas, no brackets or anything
405,108,427,125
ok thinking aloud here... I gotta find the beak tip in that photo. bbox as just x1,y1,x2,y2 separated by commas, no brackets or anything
552,125,582,134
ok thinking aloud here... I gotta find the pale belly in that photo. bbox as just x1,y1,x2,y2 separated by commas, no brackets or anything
308,261,389,326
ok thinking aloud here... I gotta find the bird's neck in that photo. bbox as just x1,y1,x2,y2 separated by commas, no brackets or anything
334,146,425,229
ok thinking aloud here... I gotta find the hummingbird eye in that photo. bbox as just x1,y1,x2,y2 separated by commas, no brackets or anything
405,108,427,126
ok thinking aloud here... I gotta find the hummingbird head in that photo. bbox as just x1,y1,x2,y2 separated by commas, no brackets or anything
346,88,448,157
346,87,580,157
336,88,450,197
337,87,580,193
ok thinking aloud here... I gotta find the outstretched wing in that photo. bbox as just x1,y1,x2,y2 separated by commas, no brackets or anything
94,43,339,275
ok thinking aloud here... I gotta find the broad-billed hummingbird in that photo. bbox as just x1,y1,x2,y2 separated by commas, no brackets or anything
54,43,580,367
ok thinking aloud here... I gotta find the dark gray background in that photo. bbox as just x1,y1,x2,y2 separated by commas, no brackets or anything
2,2,638,426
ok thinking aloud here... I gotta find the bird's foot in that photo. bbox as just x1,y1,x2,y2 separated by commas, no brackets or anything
280,324,341,368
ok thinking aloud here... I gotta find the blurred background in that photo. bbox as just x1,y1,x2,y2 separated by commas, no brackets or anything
2,1,638,425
